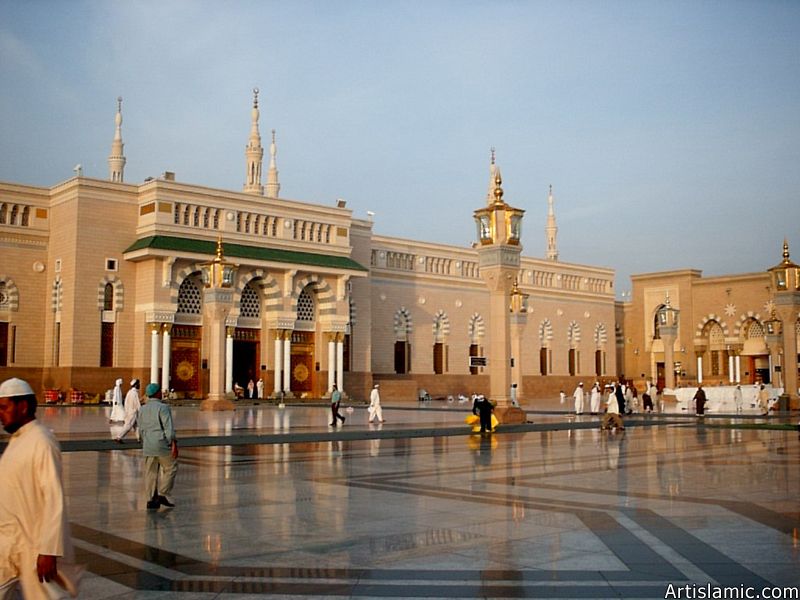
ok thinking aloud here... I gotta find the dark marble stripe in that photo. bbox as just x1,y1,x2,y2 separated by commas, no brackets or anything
623,508,773,587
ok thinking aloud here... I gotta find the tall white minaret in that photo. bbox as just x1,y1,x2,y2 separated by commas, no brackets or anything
265,129,280,198
108,96,126,183
244,88,264,195
485,147,500,205
545,184,558,261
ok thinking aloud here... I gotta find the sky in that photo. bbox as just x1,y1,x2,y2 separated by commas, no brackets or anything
1,0,799,296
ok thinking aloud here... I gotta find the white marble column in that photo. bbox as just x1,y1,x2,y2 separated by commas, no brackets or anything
728,354,735,383
149,324,160,386
225,327,234,393
161,324,171,393
273,331,283,395
336,335,344,392
696,355,703,384
734,355,741,383
282,333,292,393
327,334,336,393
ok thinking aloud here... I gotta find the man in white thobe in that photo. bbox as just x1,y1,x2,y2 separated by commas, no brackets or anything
573,382,585,415
733,384,743,414
589,382,601,414
368,384,384,423
115,379,142,442
108,378,126,423
0,378,78,600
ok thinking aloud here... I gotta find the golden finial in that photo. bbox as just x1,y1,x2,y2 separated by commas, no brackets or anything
215,236,224,261
253,87,259,108
490,146,496,165
783,238,790,262
117,96,122,111
493,171,504,203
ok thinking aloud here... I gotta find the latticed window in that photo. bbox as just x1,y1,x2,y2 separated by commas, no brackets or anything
0,283,8,309
240,284,260,318
746,321,764,339
297,289,315,321
177,278,202,314
709,322,724,348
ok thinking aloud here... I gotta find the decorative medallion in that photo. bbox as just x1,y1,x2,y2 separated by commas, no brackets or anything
724,303,737,317
176,360,195,381
584,311,590,318
455,299,462,308
557,309,564,317
763,300,775,315
293,363,309,382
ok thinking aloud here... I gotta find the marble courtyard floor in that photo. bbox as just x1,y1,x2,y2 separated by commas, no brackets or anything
3,402,799,599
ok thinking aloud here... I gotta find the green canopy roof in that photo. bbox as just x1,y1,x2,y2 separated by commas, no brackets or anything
125,235,368,272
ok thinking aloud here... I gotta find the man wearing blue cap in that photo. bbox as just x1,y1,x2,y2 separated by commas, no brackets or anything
138,383,178,510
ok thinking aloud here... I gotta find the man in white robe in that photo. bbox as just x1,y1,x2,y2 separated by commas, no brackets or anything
108,378,126,423
368,384,384,423
589,382,601,414
115,379,142,442
573,382,585,415
0,378,79,599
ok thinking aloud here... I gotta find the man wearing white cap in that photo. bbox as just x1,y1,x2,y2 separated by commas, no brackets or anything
573,382,585,415
115,379,141,442
368,384,384,423
0,377,78,599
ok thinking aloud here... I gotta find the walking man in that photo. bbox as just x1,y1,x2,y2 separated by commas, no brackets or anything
693,384,707,417
115,378,141,442
733,384,743,414
368,384,384,423
573,382,585,415
139,383,179,510
330,384,345,426
0,377,79,599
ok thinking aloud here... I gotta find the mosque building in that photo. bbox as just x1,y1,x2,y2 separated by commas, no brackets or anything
0,89,652,404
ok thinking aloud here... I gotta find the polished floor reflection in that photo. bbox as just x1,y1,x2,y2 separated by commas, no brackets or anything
5,404,799,599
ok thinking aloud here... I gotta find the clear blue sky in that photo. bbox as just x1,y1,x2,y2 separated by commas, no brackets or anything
1,0,798,295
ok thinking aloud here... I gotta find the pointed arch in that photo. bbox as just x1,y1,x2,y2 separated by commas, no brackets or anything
234,269,280,312
734,311,763,338
170,264,203,304
593,323,608,348
96,275,124,311
567,321,581,347
393,307,413,341
538,319,553,346
432,309,450,342
468,313,485,344
291,274,335,316
696,314,729,337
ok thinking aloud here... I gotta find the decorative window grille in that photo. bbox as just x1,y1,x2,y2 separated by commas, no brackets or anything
177,278,202,314
240,284,260,318
297,289,315,321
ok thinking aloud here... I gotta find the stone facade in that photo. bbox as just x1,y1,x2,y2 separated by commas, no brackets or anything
0,97,618,405
618,267,800,395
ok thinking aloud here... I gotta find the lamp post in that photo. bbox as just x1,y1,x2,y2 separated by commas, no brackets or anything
473,163,526,423
509,278,529,405
764,311,782,389
200,238,237,411
767,239,800,409
656,295,680,390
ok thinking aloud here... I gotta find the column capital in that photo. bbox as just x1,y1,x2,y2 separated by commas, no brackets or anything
226,326,236,337
149,322,161,334
162,323,173,334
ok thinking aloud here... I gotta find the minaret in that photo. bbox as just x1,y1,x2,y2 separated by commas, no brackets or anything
243,88,264,195
485,147,499,205
265,129,280,198
545,184,558,261
108,96,126,183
